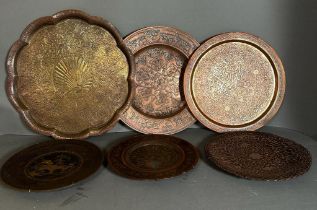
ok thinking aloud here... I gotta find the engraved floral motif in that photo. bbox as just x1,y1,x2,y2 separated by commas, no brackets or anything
132,47,186,117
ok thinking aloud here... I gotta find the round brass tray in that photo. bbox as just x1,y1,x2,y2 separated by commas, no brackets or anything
107,135,199,180
120,26,199,134
6,10,135,139
184,32,286,132
205,132,311,180
1,140,103,191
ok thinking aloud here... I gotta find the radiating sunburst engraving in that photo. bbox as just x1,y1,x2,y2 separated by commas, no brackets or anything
53,58,93,93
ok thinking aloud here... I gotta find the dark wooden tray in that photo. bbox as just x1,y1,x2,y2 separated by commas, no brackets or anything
205,132,311,180
107,134,199,180
1,140,103,191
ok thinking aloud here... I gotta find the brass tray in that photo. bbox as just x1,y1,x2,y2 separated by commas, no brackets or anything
184,32,286,132
1,140,103,191
6,10,135,139
205,132,311,180
107,135,199,180
120,26,199,134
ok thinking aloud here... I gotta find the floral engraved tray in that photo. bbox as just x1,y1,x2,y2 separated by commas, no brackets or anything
184,32,286,132
120,26,199,134
6,10,135,139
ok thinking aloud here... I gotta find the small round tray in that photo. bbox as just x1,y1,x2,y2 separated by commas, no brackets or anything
1,140,103,191
120,26,199,134
6,10,135,139
205,132,311,180
184,32,285,132
107,135,199,180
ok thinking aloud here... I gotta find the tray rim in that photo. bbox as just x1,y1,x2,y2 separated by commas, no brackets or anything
6,9,135,139
183,32,286,132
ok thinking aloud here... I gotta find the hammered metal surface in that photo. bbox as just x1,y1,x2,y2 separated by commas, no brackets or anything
121,26,199,134
6,10,134,139
205,132,312,180
107,135,199,180
184,32,286,132
1,140,103,191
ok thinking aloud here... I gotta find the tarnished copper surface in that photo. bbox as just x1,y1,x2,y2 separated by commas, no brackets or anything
107,135,199,180
1,140,103,191
121,26,199,134
205,132,311,180
6,10,135,139
184,32,286,132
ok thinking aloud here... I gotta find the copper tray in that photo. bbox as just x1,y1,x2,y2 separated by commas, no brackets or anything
184,32,285,132
120,26,199,134
1,140,103,191
6,10,135,139
205,132,311,180
107,135,199,180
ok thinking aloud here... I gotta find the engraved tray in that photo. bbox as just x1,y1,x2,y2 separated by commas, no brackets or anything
6,10,135,139
121,26,199,134
184,32,286,132
205,132,311,180
1,140,103,191
107,134,199,180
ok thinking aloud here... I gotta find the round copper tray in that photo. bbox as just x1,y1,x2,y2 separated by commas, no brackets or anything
1,140,103,191
205,132,311,180
184,32,286,132
107,135,199,180
6,10,135,139
120,26,199,134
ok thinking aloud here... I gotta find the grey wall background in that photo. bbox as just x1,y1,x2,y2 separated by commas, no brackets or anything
0,0,316,137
